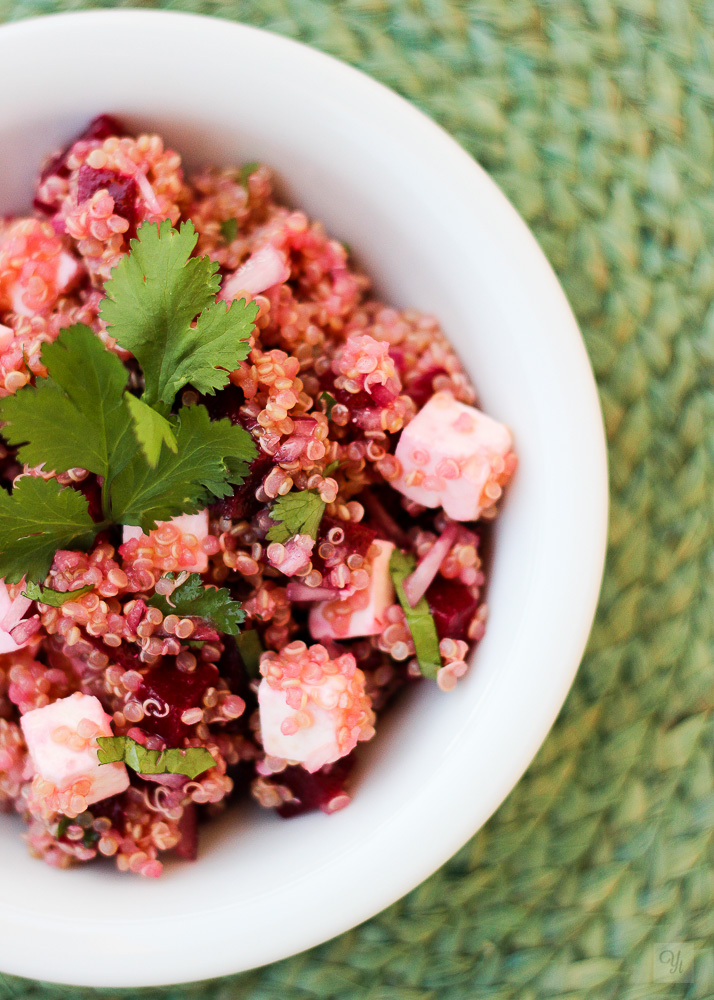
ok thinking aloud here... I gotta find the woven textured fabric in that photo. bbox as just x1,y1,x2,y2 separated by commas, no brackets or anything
1,0,712,996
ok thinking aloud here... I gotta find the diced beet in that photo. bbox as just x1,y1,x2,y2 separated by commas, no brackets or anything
318,517,377,559
203,384,245,422
407,366,448,409
426,579,479,642
333,383,396,412
311,516,379,584
39,114,126,185
69,475,104,524
211,450,272,521
84,632,145,672
136,661,219,743
388,346,406,372
359,488,411,548
91,792,126,833
217,636,250,698
77,165,137,225
79,114,125,143
205,388,269,520
275,756,355,818
173,804,198,861
0,440,20,490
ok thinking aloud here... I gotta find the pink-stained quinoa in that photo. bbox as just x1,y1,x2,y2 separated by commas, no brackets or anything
0,116,515,877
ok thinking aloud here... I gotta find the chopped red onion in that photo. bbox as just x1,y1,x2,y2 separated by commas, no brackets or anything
220,244,290,301
403,523,459,608
9,615,41,645
0,593,32,632
285,582,341,602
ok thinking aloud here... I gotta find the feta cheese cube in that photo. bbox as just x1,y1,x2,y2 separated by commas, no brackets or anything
392,391,513,521
20,692,129,811
258,680,344,769
258,642,374,772
309,540,395,641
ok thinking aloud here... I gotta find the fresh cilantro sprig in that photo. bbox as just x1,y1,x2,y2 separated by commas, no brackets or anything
108,403,254,530
97,735,215,780
148,573,245,635
320,391,337,418
390,548,442,679
22,582,93,607
0,325,137,488
0,221,258,584
266,489,326,544
101,220,257,408
235,630,264,677
220,218,238,244
0,478,98,584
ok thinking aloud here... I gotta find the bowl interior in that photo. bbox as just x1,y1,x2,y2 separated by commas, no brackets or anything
0,11,607,988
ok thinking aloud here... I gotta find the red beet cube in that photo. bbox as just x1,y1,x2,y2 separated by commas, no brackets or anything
426,579,479,642
275,756,355,818
406,366,448,409
77,165,138,225
137,662,219,743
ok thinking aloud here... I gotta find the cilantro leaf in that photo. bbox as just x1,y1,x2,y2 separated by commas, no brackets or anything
324,460,341,476
240,161,260,185
96,735,215,780
108,403,256,531
0,324,135,483
100,220,257,407
125,392,178,467
148,573,245,635
266,489,326,544
22,582,93,607
0,477,98,584
389,548,442,679
220,218,238,243
320,391,337,418
235,630,264,677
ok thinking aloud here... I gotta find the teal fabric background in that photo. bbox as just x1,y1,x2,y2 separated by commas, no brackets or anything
1,0,713,996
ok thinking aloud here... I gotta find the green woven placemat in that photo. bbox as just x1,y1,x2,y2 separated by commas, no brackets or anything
1,0,712,997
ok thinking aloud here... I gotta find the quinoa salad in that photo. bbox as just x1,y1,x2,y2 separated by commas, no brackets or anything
0,116,516,877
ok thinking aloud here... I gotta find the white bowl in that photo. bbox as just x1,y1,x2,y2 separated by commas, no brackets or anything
0,9,608,988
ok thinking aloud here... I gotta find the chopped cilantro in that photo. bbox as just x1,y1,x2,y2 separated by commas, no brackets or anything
124,393,177,468
220,217,238,243
97,735,215,780
22,582,93,607
235,630,264,677
0,478,98,584
83,828,99,849
148,573,245,635
239,161,260,186
56,815,71,839
266,489,326,544
389,548,442,679
101,220,257,407
0,324,136,484
108,403,255,531
324,460,341,476
320,390,337,418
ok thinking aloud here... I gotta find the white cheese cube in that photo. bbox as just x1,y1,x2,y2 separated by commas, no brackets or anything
392,391,513,521
20,692,129,807
309,540,395,641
